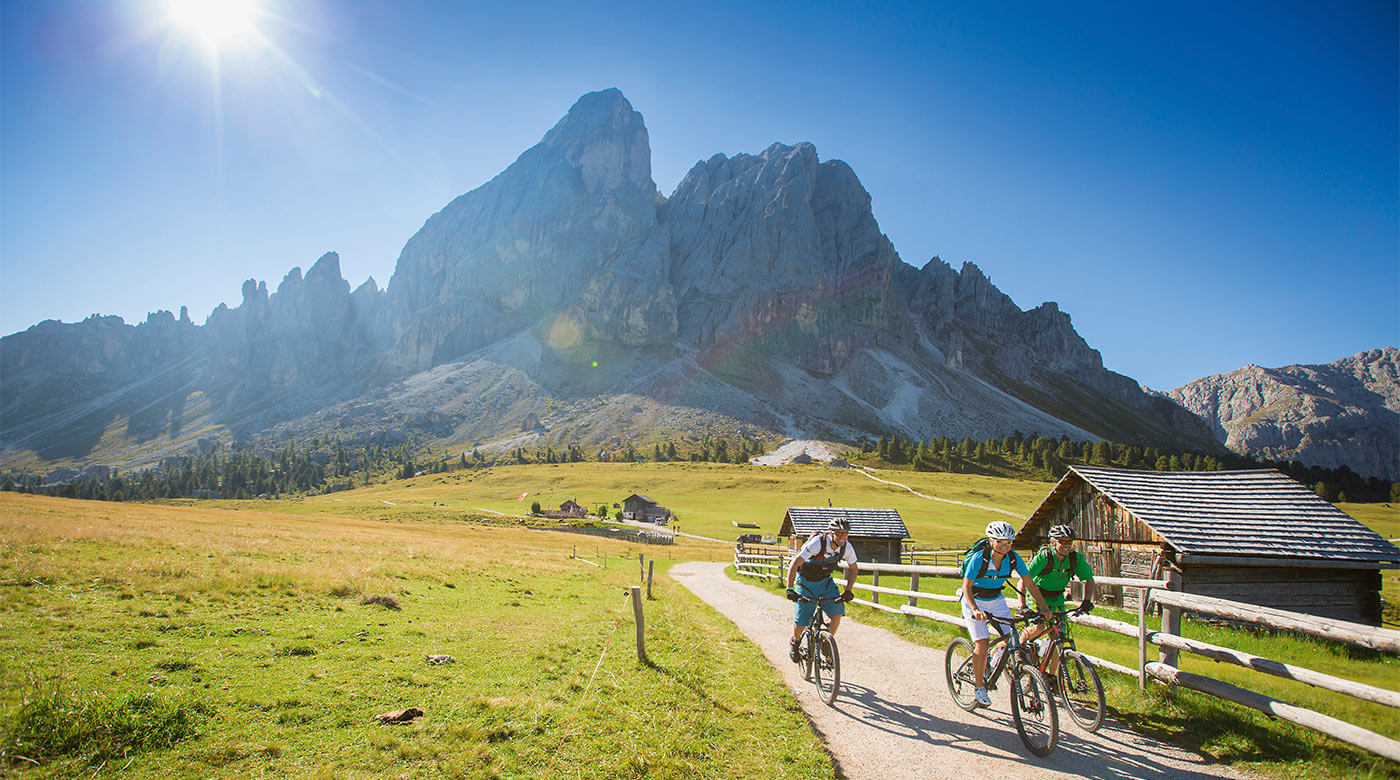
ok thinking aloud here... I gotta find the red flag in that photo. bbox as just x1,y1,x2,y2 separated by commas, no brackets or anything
517,491,528,501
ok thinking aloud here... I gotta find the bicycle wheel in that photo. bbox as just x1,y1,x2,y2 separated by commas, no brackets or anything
1058,650,1105,732
1010,664,1058,757
944,637,979,711
813,631,840,706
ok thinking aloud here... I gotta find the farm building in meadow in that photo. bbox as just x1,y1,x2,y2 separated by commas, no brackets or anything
538,500,588,520
1016,466,1400,624
622,494,672,524
781,507,911,564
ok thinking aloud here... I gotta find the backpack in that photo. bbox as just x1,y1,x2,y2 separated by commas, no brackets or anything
960,538,1022,580
1034,546,1082,597
799,532,846,579
1040,546,1080,576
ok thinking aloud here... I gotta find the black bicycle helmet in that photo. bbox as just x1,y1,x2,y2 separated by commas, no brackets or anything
1048,524,1075,540
827,518,851,532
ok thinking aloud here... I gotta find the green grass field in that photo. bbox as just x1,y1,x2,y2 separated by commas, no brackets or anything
3,462,1398,778
241,461,1053,548
0,494,827,778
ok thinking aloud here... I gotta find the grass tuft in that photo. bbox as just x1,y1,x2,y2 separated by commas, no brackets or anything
359,594,400,610
2,685,214,765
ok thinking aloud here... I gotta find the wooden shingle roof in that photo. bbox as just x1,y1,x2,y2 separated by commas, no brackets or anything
1024,466,1400,565
781,507,910,539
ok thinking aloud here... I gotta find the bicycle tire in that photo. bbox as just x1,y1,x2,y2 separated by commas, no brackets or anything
944,637,979,712
1058,650,1105,732
813,631,840,706
1010,663,1058,757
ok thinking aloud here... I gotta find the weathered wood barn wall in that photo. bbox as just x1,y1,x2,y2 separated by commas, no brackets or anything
781,507,911,564
1017,466,1400,625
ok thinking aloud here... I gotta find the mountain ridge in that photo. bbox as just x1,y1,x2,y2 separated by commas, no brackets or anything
1169,348,1399,481
2,88,1315,475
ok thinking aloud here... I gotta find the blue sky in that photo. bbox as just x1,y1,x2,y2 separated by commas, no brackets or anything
1,0,1395,391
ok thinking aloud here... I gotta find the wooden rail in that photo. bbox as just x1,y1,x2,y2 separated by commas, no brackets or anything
1149,589,1400,654
1146,663,1400,762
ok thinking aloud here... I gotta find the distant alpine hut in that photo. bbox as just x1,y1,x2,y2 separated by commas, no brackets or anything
781,507,911,564
622,494,672,524
1017,466,1400,625
540,500,588,520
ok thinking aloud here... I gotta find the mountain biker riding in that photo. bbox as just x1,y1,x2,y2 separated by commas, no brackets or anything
960,520,1052,707
1020,524,1096,678
786,518,859,662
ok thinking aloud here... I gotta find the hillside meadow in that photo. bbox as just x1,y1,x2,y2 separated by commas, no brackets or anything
242,461,1055,548
0,493,827,778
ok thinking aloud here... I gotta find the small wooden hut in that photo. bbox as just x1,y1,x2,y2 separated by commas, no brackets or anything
539,500,588,520
622,494,672,524
780,507,910,564
1017,466,1400,624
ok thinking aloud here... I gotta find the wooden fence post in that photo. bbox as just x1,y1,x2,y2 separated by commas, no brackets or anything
1161,570,1182,668
908,571,920,608
871,571,880,605
630,585,648,664
647,561,654,600
1138,588,1150,691
639,553,645,583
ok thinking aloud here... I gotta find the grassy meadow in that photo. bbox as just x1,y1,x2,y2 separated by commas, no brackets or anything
2,461,1398,778
0,493,827,778
253,461,1054,548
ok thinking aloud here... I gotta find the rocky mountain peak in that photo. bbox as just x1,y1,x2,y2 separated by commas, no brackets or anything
1171,348,1400,480
538,88,655,195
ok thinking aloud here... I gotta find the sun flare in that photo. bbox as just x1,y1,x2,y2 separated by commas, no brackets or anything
165,0,261,51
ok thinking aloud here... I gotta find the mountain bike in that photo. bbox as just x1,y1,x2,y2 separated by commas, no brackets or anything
945,609,1058,757
1034,607,1105,732
794,596,842,706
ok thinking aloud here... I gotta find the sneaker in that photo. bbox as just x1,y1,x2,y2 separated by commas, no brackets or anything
789,639,802,663
974,686,992,707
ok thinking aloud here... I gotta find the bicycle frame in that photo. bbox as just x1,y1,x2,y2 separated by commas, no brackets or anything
797,595,843,651
983,613,1038,689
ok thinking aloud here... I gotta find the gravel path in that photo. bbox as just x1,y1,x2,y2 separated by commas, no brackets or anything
672,561,1252,780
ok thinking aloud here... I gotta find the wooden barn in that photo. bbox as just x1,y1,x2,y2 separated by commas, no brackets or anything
539,500,588,520
622,494,672,524
1017,466,1400,624
780,507,911,564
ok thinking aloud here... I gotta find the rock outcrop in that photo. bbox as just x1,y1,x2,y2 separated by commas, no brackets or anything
1169,348,1400,481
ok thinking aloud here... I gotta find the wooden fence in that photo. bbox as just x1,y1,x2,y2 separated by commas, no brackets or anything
733,549,1400,762
535,525,675,545
733,543,786,580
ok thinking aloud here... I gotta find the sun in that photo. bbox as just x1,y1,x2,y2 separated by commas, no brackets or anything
165,0,261,51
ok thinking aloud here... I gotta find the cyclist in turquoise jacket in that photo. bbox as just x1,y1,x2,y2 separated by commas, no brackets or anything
960,520,1051,707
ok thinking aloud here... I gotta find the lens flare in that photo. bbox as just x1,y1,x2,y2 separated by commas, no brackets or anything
165,0,260,51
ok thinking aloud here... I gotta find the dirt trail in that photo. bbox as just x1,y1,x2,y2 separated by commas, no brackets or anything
671,561,1252,780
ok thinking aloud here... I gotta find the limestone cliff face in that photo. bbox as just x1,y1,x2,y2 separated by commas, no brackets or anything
381,88,675,375
663,142,901,373
1170,348,1400,481
2,89,1231,468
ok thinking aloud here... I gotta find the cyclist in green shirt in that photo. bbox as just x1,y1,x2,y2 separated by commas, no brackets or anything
1021,524,1095,679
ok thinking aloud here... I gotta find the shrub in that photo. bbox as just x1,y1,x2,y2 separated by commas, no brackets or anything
359,595,400,610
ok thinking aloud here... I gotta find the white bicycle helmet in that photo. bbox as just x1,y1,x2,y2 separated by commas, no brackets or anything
1048,524,1075,540
984,521,1016,540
